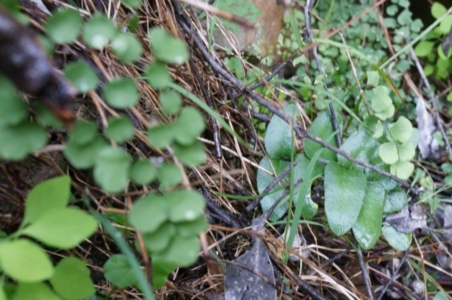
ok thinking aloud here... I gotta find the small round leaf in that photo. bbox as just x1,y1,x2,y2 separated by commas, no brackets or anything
173,140,206,166
64,62,99,93
129,194,169,233
149,28,189,64
379,142,398,164
147,124,175,149
388,116,413,143
83,13,116,49
160,89,182,115
173,107,205,145
104,254,139,288
94,147,131,193
382,225,411,251
16,283,60,300
157,163,182,188
64,136,108,169
130,158,157,185
103,77,138,108
46,9,82,44
111,33,143,63
142,223,176,252
145,62,172,90
105,116,135,143
165,190,205,222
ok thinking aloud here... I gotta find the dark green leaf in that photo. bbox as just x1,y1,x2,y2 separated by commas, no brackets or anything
0,94,28,125
64,62,99,93
264,104,296,159
103,77,138,109
104,254,139,288
23,176,71,225
304,111,338,162
69,120,98,146
0,120,47,161
105,116,135,143
382,225,411,251
46,9,82,44
149,28,189,64
325,162,366,236
93,147,131,193
49,257,95,299
129,158,157,185
352,182,385,250
338,128,379,169
383,187,407,213
0,239,53,282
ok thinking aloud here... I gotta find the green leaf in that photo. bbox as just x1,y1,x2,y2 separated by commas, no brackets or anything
64,62,99,93
0,239,53,282
398,142,415,161
105,115,135,143
64,136,108,169
257,157,289,221
0,93,28,125
371,86,392,113
120,0,141,8
94,147,131,193
157,163,182,188
414,41,435,57
325,162,366,236
383,187,407,213
0,120,47,161
49,257,95,299
129,194,168,233
83,13,116,49
22,207,97,249
264,104,296,159
45,9,82,44
173,107,205,145
147,124,175,149
173,140,206,166
390,161,414,180
160,89,182,115
145,61,172,90
69,120,99,146
111,33,143,63
294,153,321,220
153,235,200,267
103,254,139,288
23,176,71,225
388,116,413,143
382,225,411,251
142,222,176,252
304,111,338,162
16,283,60,300
366,70,379,87
379,142,398,164
431,2,446,19
352,183,385,250
440,15,452,34
338,128,380,169
165,190,205,222
103,77,138,109
129,158,157,185
433,292,449,300
149,28,189,64
176,217,208,238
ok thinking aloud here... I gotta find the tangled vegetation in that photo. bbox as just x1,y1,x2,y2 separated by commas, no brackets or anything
0,0,451,299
